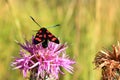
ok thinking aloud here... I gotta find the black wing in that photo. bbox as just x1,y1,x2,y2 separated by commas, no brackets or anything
46,30,59,44
33,29,45,44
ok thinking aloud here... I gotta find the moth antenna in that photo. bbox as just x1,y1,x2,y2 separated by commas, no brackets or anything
30,16,42,28
47,24,60,28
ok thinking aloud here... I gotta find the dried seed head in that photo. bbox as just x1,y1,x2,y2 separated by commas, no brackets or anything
94,42,120,80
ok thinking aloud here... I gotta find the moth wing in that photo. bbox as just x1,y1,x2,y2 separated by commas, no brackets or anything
46,30,59,44
33,30,44,44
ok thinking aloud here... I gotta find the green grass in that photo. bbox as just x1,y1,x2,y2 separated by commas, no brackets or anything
0,0,120,80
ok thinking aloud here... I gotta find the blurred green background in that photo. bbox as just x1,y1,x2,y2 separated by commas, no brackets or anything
0,0,120,80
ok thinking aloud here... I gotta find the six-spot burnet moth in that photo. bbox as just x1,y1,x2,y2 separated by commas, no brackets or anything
30,16,60,48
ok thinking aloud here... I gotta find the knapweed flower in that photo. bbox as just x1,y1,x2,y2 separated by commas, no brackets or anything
11,37,75,80
94,42,120,80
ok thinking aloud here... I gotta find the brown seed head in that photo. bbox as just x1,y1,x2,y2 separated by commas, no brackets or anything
94,42,120,80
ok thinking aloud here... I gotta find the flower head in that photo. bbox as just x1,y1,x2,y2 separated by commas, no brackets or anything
11,37,75,80
94,42,120,80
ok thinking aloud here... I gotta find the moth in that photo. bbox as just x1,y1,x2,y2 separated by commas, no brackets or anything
30,16,60,48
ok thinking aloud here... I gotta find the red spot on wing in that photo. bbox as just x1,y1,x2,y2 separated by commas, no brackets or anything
39,35,42,37
44,34,47,38
48,34,53,37
39,30,42,33
35,38,41,42
51,37,57,41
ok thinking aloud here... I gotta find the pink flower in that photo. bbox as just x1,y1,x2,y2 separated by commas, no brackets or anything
11,37,75,80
